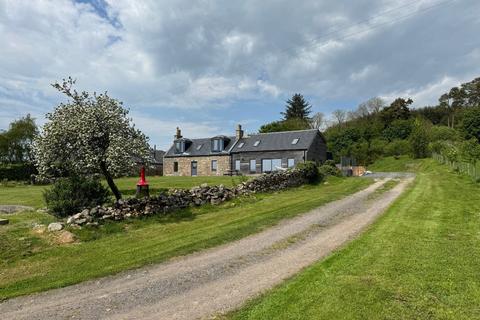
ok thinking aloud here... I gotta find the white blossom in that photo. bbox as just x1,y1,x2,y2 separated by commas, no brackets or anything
34,78,151,199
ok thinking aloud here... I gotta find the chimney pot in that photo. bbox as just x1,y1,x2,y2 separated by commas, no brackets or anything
174,127,182,140
235,124,244,140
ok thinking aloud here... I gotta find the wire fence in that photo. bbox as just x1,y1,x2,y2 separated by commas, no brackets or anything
432,153,479,182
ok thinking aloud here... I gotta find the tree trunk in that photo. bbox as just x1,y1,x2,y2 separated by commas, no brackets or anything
100,161,122,200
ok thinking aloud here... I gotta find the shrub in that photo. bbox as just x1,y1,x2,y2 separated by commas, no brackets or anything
44,176,110,218
318,160,341,177
318,164,341,177
323,159,336,167
0,163,37,181
296,161,323,184
385,139,411,157
409,118,431,159
430,125,460,142
382,119,413,141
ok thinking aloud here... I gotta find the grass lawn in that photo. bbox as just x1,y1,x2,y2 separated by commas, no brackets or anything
0,176,372,300
228,158,480,320
367,155,421,172
0,175,243,208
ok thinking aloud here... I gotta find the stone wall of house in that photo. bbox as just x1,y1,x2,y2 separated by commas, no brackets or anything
164,155,231,176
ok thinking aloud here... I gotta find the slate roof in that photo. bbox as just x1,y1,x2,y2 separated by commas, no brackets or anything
230,129,323,153
164,136,236,157
133,149,165,164
151,149,165,164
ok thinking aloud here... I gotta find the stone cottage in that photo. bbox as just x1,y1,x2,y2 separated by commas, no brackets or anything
163,125,327,176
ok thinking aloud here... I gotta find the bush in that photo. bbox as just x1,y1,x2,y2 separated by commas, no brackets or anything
323,159,336,167
385,139,411,157
318,160,341,177
430,125,460,142
318,164,341,177
409,118,431,159
44,176,110,218
0,163,36,181
296,161,323,184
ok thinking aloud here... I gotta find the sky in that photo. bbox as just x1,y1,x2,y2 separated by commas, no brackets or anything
1,0,479,150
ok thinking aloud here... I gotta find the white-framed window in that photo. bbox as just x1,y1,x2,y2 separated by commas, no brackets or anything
211,160,217,171
175,141,185,153
235,160,241,171
212,139,224,152
249,159,256,173
288,158,295,168
272,159,281,171
262,159,282,173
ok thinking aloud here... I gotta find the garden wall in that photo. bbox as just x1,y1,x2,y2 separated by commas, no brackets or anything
66,167,314,226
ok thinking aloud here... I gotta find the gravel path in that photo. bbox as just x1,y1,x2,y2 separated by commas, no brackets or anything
0,177,413,320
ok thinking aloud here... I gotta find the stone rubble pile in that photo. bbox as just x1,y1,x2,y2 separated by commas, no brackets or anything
66,167,312,227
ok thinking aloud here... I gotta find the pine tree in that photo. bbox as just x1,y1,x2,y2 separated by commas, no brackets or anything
281,93,312,120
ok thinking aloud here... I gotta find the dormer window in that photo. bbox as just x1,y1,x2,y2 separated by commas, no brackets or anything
175,141,185,153
211,138,225,152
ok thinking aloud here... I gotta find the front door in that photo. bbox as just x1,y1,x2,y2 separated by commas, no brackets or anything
191,161,197,176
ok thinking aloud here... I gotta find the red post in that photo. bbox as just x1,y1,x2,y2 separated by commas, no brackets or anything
137,166,148,186
136,166,149,197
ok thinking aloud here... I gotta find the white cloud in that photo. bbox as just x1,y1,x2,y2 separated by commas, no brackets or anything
1,0,480,144
380,75,476,107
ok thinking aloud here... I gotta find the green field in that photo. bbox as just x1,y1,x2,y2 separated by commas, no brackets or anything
228,158,480,320
367,155,421,172
0,175,243,208
0,176,372,300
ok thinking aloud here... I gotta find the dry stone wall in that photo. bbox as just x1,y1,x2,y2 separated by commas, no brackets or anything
66,167,313,227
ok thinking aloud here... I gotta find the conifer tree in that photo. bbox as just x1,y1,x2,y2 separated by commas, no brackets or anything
281,93,312,121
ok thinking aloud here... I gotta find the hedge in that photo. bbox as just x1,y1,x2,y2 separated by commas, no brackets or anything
0,163,37,181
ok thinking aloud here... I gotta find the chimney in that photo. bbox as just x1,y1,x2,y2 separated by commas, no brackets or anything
174,127,182,140
236,124,244,140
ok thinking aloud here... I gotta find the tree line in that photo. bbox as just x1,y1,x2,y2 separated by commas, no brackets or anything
258,77,480,168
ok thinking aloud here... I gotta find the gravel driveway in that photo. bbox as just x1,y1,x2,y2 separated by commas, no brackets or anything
0,176,413,320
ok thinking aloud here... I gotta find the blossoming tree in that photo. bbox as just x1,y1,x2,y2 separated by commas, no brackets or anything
34,78,150,200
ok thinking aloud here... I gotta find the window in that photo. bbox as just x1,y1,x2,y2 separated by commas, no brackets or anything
262,159,272,173
272,159,282,171
288,158,295,168
196,144,203,151
175,141,184,153
235,160,241,171
173,162,178,172
253,140,260,147
212,139,224,152
211,160,217,171
262,159,282,173
249,159,256,173
291,138,299,145
237,142,245,148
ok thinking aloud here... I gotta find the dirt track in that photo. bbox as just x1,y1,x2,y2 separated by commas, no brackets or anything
0,177,413,320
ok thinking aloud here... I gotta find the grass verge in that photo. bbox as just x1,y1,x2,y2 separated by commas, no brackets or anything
0,176,371,300
0,175,244,208
227,159,480,320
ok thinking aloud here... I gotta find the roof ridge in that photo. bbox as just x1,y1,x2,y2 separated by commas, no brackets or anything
246,128,319,136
